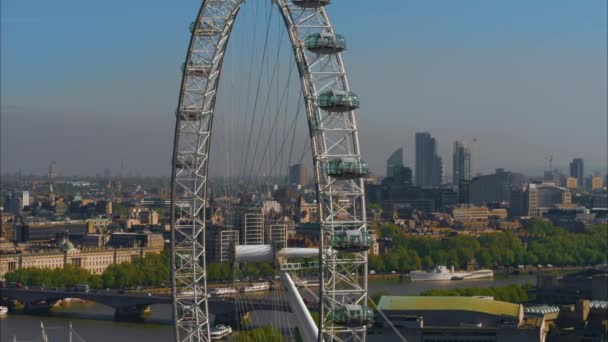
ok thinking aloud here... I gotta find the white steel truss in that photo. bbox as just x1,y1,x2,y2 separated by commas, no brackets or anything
171,1,368,341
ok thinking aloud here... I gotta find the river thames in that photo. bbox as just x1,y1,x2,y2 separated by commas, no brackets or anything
1,275,536,341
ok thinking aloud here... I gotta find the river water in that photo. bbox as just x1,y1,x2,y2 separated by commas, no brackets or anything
1,275,535,341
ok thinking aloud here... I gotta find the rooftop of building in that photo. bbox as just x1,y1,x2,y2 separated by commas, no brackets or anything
529,183,568,192
378,296,522,318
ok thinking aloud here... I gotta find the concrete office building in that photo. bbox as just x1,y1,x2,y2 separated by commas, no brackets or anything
469,169,513,204
0,235,163,276
207,227,239,263
375,296,542,342
217,229,239,262
590,190,608,208
452,206,508,222
528,183,572,217
127,207,159,227
509,187,529,218
537,271,608,304
4,191,30,214
415,132,443,187
569,158,584,182
243,209,264,245
453,141,472,184
386,148,404,178
591,177,604,191
289,164,308,187
267,221,287,249
566,177,578,189
17,221,89,243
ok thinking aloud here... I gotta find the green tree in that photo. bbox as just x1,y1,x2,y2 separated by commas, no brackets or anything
233,326,285,342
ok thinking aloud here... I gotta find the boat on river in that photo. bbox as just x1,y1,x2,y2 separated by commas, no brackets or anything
209,287,238,296
410,266,493,281
210,324,232,340
242,282,270,292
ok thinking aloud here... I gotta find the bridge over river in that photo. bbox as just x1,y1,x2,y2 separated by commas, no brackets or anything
0,288,291,325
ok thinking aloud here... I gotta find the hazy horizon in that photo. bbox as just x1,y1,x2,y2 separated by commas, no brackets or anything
1,0,606,178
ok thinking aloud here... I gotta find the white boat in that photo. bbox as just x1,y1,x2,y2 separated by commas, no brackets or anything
0,306,8,316
409,266,493,281
242,282,270,292
209,287,238,296
210,324,232,340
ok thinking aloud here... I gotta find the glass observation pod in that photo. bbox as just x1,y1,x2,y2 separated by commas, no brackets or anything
304,32,346,54
292,0,330,8
178,106,203,121
325,159,368,179
317,90,360,112
175,155,197,169
330,305,374,326
189,20,222,36
330,229,371,252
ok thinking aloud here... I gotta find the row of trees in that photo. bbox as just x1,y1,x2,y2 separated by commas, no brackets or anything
233,326,286,342
419,284,534,303
369,220,607,273
5,252,277,288
207,262,275,282
4,264,96,289
101,251,170,288
5,251,170,289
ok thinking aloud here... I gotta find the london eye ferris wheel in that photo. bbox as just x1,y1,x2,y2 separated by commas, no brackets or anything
170,1,370,341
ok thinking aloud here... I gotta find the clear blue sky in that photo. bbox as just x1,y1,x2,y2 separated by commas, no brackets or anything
1,0,606,177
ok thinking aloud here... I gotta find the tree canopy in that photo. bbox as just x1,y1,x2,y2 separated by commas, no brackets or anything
369,220,607,273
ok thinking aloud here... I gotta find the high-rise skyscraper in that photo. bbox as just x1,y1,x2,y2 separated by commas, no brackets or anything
289,164,308,187
48,161,57,180
569,158,584,182
415,132,443,187
452,141,471,184
386,148,404,178
5,191,30,214
243,208,264,245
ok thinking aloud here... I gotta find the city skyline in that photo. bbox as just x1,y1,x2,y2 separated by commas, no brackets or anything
1,2,606,341
2,147,606,181
1,0,606,177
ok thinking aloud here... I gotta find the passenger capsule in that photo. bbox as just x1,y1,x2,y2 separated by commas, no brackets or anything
304,32,346,54
325,159,368,179
330,305,374,326
292,0,330,8
317,90,359,112
330,230,371,252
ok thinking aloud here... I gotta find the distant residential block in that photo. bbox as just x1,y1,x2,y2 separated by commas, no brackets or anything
566,177,578,189
591,177,604,191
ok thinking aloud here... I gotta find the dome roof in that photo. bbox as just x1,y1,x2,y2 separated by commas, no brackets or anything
59,237,75,252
